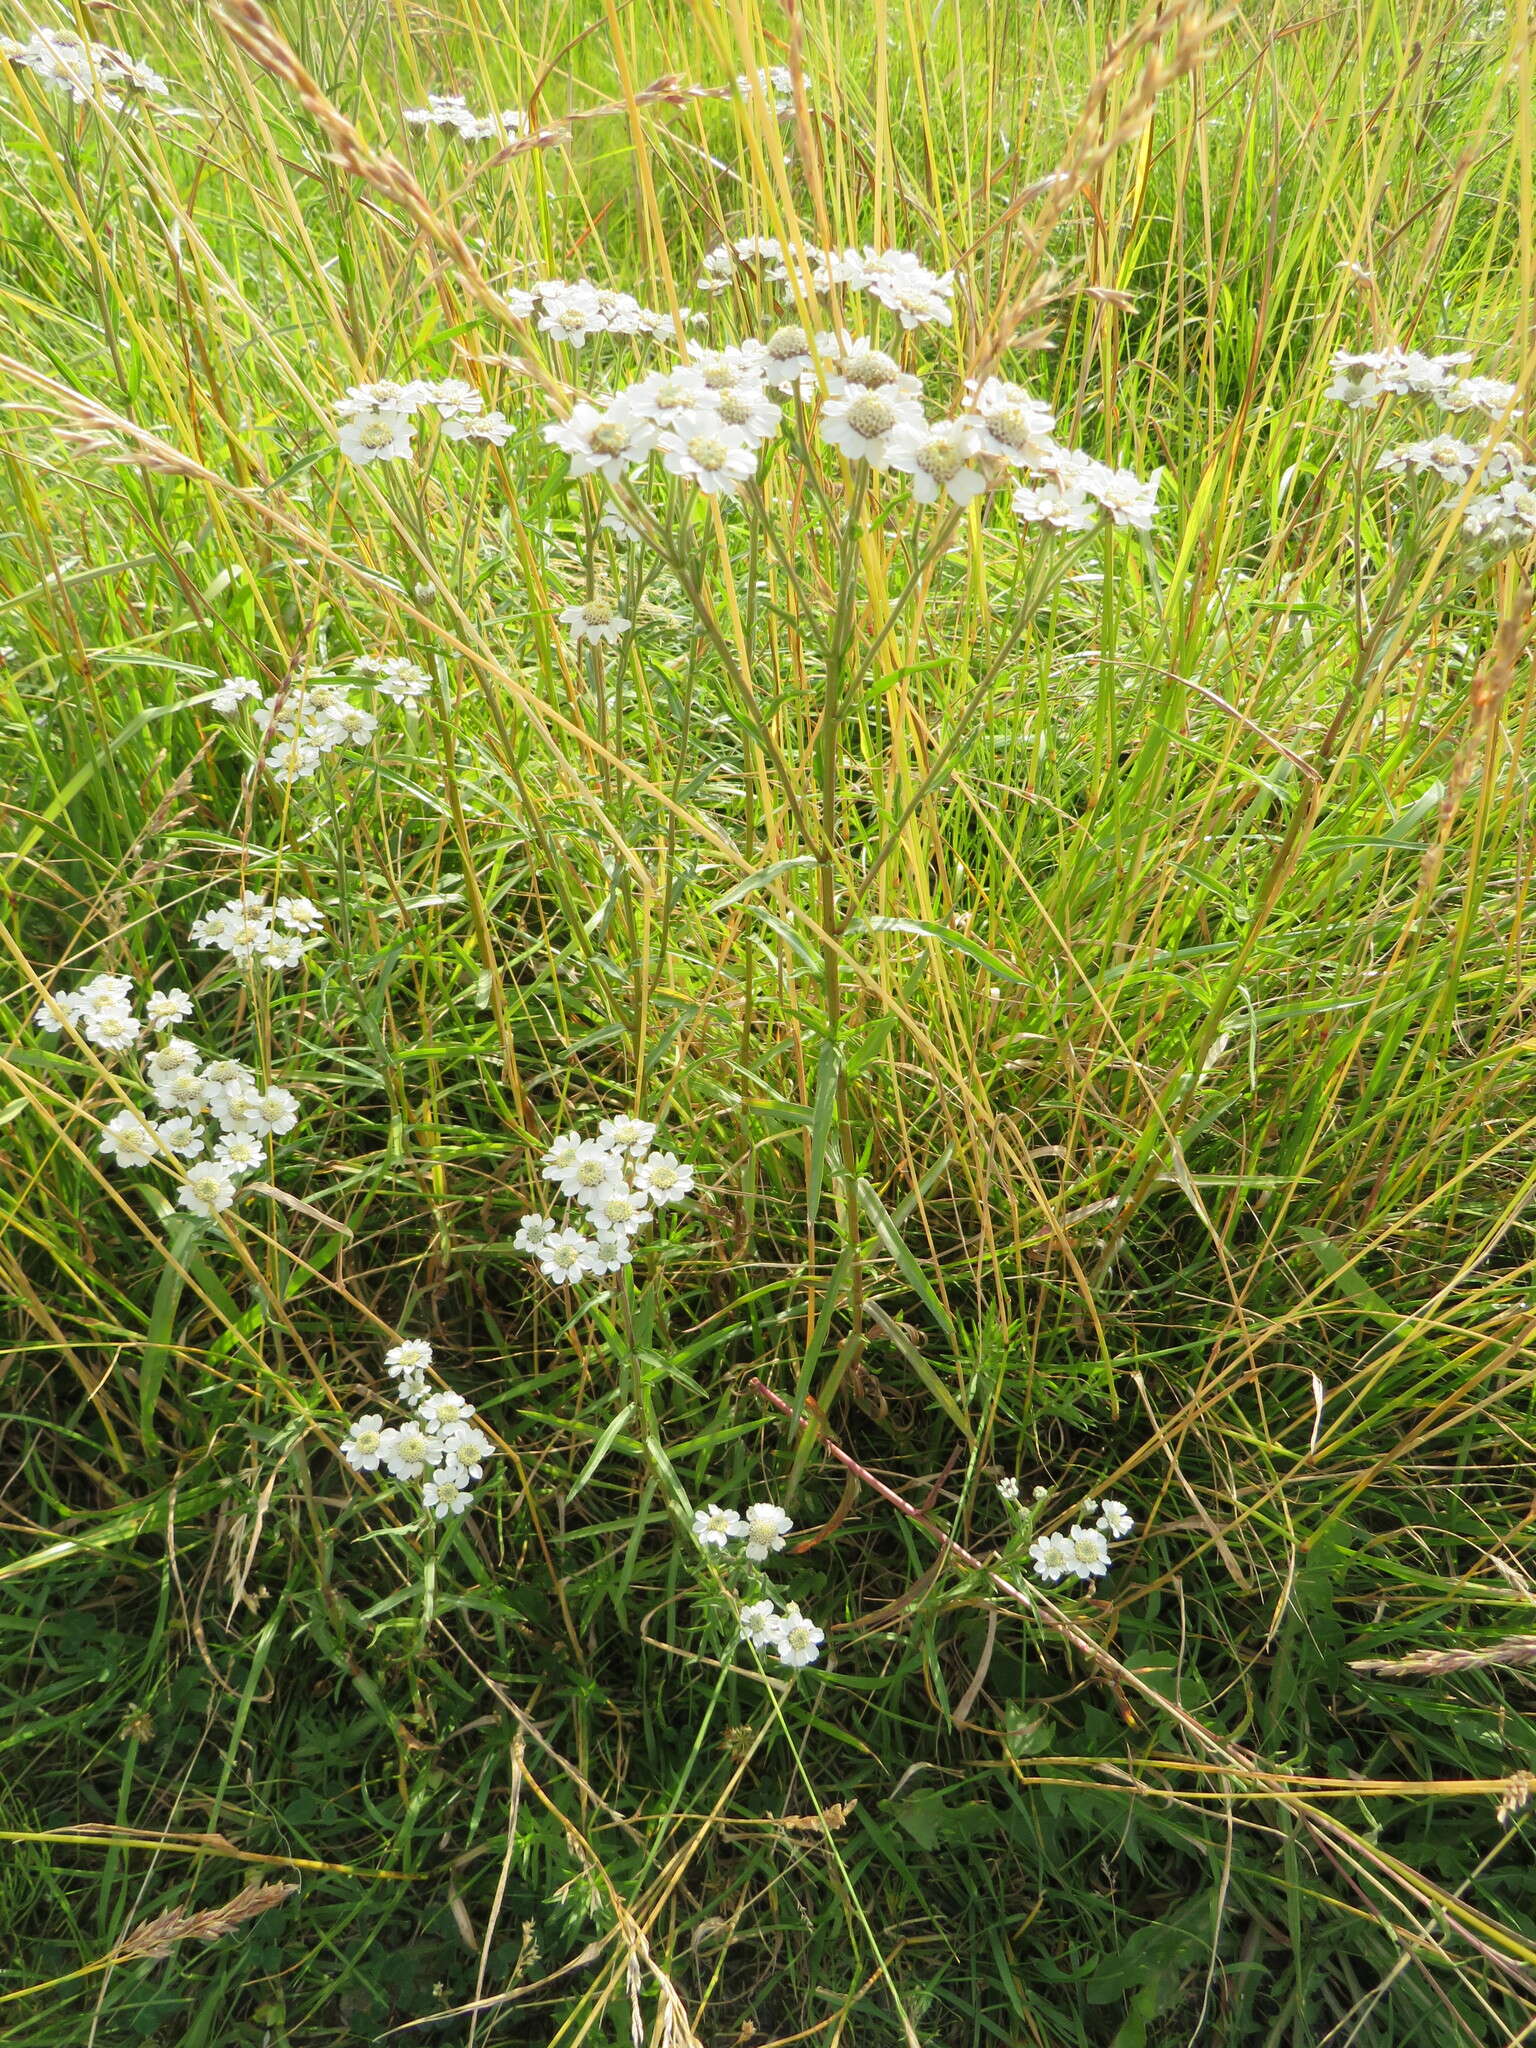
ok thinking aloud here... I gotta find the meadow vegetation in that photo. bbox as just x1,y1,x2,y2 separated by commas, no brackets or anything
3,0,1536,2041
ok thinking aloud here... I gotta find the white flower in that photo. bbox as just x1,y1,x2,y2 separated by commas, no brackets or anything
211,1075,264,1130
1096,1500,1135,1540
513,1214,559,1253
537,1227,603,1284
693,1503,747,1549
337,411,416,465
760,323,816,387
738,1598,781,1650
543,402,656,481
355,656,430,704
146,1036,201,1081
265,737,322,784
537,281,607,348
212,1130,264,1174
439,1423,494,1481
1012,477,1099,532
616,369,711,429
99,1108,159,1169
1065,1524,1113,1580
153,1115,205,1159
426,377,483,425
87,1007,143,1052
997,1475,1021,1503
385,1339,434,1379
710,383,783,445
151,1065,212,1114
208,674,262,715
632,1151,694,1205
381,1421,443,1482
341,1413,389,1472
887,418,988,505
735,64,796,114
584,1184,652,1236
273,895,325,935
596,1114,656,1156
422,1475,474,1518
248,1086,299,1136
417,1388,475,1430
461,410,514,447
600,508,644,545
177,1162,239,1219
559,598,631,647
821,343,923,402
5,28,170,109
257,929,309,972
555,1141,626,1203
965,379,1058,466
1377,435,1482,485
335,380,434,418
1086,465,1162,530
659,411,758,494
587,1230,635,1274
541,1133,585,1183
144,988,192,1028
740,1501,793,1561
1029,1532,1075,1583
774,1605,825,1669
819,390,921,468
1442,375,1521,420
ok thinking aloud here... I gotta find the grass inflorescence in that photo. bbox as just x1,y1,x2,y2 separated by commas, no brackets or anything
3,0,1536,2042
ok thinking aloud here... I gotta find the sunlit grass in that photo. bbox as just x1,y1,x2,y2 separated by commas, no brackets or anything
3,0,1536,2042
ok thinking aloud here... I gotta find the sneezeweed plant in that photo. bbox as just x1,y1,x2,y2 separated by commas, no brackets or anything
196,653,431,784
692,1498,826,1670
517,1118,696,1285
995,1479,1138,1588
1326,345,1535,568
339,1339,498,1522
34,976,303,1221
1,26,173,112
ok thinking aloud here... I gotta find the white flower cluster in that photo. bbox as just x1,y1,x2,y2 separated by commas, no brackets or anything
733,66,796,115
692,1500,825,1668
508,278,682,348
403,93,529,143
542,330,1161,527
516,1118,695,1283
1330,349,1536,564
333,378,514,466
2,27,169,110
1025,1496,1136,1587
1326,346,1521,417
34,978,300,1219
188,891,326,972
203,658,430,783
33,971,149,1053
340,1339,497,1521
697,240,954,329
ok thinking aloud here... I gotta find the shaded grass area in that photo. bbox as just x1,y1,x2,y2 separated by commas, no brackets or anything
3,0,1536,2041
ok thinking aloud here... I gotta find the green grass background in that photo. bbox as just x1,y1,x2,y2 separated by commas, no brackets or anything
4,0,1536,2041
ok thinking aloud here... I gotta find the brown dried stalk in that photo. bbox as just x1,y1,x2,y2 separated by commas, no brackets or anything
1351,1637,1536,1678
971,0,1229,382
210,0,562,400
116,1881,297,1963
1420,585,1533,888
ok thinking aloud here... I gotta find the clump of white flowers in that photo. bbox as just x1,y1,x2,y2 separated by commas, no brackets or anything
35,977,303,1221
1326,346,1533,566
333,377,513,466
340,1339,497,1522
2,27,171,111
1002,1483,1137,1589
733,66,797,115
403,93,529,144
537,323,1160,530
188,891,325,972
691,1498,825,1669
197,655,431,784
696,240,955,329
517,1116,696,1285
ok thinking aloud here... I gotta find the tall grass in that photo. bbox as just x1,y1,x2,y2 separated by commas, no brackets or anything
3,0,1536,2041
